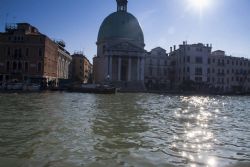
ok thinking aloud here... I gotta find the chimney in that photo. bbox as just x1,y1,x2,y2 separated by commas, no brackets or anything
174,45,176,51
183,41,185,45
170,47,172,52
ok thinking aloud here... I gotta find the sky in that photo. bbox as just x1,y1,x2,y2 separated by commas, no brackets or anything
1,0,250,62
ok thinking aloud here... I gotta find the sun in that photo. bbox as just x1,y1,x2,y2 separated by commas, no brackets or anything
188,0,211,11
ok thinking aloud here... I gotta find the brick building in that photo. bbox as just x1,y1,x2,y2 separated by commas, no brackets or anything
0,23,71,87
70,53,92,83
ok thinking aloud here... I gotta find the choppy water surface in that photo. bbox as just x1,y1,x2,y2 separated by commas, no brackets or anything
0,92,249,167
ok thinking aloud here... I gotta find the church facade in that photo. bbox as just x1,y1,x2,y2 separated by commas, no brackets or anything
93,0,146,91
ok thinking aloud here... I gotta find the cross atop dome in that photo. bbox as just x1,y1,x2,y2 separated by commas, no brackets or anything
116,0,128,12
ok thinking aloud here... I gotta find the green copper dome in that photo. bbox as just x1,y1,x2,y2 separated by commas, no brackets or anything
97,11,144,43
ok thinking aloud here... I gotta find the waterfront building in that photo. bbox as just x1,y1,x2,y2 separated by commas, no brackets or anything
168,41,250,93
169,42,212,89
93,0,146,91
144,47,171,90
70,52,92,83
0,23,71,86
208,50,250,92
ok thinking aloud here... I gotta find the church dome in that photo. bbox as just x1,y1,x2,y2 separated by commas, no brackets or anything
97,10,144,43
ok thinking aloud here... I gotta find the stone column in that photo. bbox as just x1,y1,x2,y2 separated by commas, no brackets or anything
118,57,121,81
109,56,112,80
128,57,131,81
137,57,140,81
140,57,145,81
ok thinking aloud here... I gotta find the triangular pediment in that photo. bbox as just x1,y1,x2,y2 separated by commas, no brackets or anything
108,42,145,52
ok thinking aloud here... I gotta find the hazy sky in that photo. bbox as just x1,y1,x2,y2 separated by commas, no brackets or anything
1,0,250,61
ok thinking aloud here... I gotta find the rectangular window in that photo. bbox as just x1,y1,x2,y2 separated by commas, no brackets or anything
195,68,202,75
18,62,22,70
39,48,42,57
208,58,210,64
187,56,190,63
13,62,17,70
14,49,18,59
25,62,28,72
26,48,29,57
6,61,10,72
18,48,22,58
37,62,42,72
195,57,203,64
7,47,10,56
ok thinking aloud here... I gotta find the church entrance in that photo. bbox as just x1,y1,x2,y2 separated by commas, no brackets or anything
121,59,128,81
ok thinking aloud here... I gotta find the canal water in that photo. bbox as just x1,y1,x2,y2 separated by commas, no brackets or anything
0,92,249,167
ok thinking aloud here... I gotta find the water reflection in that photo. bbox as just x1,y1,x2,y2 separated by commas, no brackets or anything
91,94,149,166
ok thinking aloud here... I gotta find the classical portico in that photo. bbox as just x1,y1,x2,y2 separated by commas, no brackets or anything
93,0,146,91
106,43,145,82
